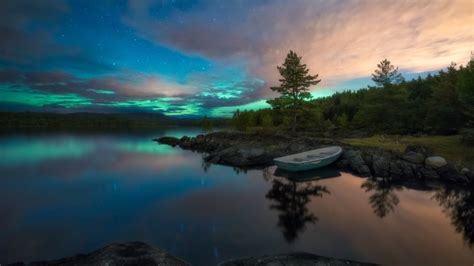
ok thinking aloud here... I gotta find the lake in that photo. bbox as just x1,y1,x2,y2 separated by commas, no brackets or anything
0,128,473,265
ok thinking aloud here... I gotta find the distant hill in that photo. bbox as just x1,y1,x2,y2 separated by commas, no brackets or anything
0,112,229,130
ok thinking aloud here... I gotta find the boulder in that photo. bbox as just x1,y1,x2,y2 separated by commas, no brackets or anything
287,142,307,153
16,242,189,266
219,252,375,266
437,164,462,181
419,167,440,179
402,151,425,164
425,156,448,169
343,150,372,176
390,160,416,179
461,168,470,175
405,145,433,157
372,157,390,177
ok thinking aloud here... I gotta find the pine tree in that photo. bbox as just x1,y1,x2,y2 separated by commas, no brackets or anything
372,59,404,87
267,50,321,133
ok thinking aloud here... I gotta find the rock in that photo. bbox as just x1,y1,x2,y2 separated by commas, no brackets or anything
15,242,189,266
156,131,469,184
372,156,390,177
219,252,375,266
402,151,425,164
419,167,440,179
425,156,448,169
204,153,220,163
343,150,372,177
239,147,265,158
156,136,180,147
437,164,462,181
461,168,470,175
405,145,433,157
390,161,416,179
336,159,350,168
288,142,306,153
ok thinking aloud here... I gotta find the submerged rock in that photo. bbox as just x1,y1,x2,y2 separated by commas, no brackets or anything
12,242,189,266
219,252,376,266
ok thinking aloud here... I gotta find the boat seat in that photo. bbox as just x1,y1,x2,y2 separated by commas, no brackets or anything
292,158,305,162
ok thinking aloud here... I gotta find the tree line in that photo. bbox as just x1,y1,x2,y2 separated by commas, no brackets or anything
231,51,473,136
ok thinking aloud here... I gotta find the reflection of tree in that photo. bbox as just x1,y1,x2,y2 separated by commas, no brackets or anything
266,178,329,243
362,178,402,218
201,160,211,173
232,167,248,175
433,182,474,247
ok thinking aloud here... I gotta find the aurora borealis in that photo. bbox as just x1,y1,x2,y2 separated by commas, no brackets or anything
0,0,472,117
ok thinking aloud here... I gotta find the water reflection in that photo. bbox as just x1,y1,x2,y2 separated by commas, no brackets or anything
361,178,402,218
273,167,342,181
264,167,331,243
201,160,211,173
433,181,474,247
1,131,474,265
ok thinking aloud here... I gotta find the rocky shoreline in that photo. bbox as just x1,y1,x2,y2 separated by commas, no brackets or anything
9,242,375,266
155,131,472,183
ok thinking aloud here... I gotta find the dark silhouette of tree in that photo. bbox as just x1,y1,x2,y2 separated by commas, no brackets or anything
200,116,213,133
267,50,321,134
371,59,404,87
433,182,474,247
362,179,402,218
266,178,329,242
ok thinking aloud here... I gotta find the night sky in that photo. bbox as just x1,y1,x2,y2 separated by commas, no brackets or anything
0,0,472,117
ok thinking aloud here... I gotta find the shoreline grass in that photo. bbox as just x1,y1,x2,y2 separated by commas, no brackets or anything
343,135,473,168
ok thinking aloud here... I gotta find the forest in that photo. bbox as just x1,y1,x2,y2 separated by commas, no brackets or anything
231,57,473,141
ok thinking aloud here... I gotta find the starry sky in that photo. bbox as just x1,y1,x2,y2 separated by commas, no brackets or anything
0,0,472,117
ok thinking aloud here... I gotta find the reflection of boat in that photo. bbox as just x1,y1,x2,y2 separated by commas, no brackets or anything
274,146,342,172
273,166,342,182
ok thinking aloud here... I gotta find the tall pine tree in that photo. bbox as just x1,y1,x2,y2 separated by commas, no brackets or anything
372,59,404,87
267,50,321,133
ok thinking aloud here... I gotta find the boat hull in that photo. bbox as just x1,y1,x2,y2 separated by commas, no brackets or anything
274,151,341,172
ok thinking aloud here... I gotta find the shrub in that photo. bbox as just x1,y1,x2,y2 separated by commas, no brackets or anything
461,128,474,145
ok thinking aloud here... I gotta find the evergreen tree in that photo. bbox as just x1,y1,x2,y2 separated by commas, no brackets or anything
267,50,321,133
372,59,404,87
201,116,213,132
458,57,474,123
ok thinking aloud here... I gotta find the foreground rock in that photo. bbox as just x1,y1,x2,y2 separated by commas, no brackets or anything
10,242,376,266
11,242,189,266
219,252,376,266
155,132,471,183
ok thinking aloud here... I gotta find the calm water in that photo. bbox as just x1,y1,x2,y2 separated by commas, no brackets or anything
0,129,473,266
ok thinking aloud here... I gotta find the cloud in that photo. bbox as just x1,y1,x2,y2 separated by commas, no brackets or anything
0,0,70,64
0,66,269,115
124,0,473,90
0,0,115,74
0,69,195,103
